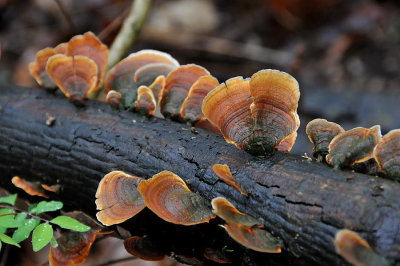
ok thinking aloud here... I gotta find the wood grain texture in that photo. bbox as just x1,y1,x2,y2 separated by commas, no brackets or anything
0,85,399,265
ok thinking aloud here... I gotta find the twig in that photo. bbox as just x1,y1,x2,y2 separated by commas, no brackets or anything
53,0,75,33
98,9,130,42
107,0,152,70
141,30,294,67
93,256,138,266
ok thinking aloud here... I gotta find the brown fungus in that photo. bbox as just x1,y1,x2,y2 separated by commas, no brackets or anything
124,235,166,261
137,170,215,225
11,176,48,198
212,164,248,196
211,197,258,227
29,48,58,88
134,62,177,86
373,129,400,180
203,248,232,264
334,229,391,266
202,70,300,155
327,125,382,169
134,85,157,116
95,171,145,226
67,32,108,91
46,54,98,105
160,64,210,120
306,118,344,161
106,90,122,110
180,75,219,123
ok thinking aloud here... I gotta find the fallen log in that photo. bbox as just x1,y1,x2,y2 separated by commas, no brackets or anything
0,85,399,265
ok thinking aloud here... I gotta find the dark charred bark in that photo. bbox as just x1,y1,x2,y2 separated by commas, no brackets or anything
0,85,399,265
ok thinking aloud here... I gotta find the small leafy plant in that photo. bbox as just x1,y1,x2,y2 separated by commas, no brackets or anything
0,193,90,252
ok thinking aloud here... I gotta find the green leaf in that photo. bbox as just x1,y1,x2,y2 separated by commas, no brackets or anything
32,223,53,252
30,201,63,215
0,241,2,252
0,233,21,248
12,218,40,243
0,208,16,228
50,236,58,248
14,212,27,227
28,203,38,213
50,216,90,232
0,194,17,205
0,227,6,234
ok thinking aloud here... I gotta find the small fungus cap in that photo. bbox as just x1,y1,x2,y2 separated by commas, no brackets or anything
124,235,165,261
160,64,210,119
327,125,382,169
137,170,215,225
211,197,258,226
106,90,122,109
12,176,48,198
46,54,98,104
306,118,344,158
212,165,248,196
373,129,400,180
95,171,145,226
180,75,219,123
134,85,157,116
334,229,390,266
29,48,57,88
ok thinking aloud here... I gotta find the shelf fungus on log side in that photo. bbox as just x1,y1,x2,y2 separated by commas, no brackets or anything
46,55,98,105
326,125,382,169
334,229,391,266
203,248,232,264
49,211,102,266
67,32,108,91
202,69,300,155
29,48,58,89
160,64,210,120
134,85,157,116
137,171,215,225
105,50,179,109
11,176,48,198
124,235,166,261
306,118,344,161
106,90,122,110
180,75,219,123
95,171,145,226
373,129,400,180
134,63,177,86
212,197,282,253
148,75,166,104
212,164,248,196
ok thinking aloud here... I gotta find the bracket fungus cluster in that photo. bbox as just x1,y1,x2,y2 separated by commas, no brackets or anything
202,70,300,155
29,32,108,105
211,197,283,253
307,119,400,180
334,229,391,266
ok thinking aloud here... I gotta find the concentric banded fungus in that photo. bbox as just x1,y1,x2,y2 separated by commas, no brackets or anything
202,76,252,149
326,125,382,169
124,235,165,261
334,229,390,266
211,197,258,226
105,49,179,94
95,171,145,226
46,54,98,105
248,69,300,154
306,119,344,161
222,222,282,253
54,42,68,54
212,165,248,196
29,48,57,88
134,85,157,116
137,171,215,225
374,129,400,180
50,212,101,266
134,62,177,86
106,90,122,109
67,32,108,90
41,184,60,194
11,176,48,198
160,64,210,119
148,75,166,104
180,75,219,123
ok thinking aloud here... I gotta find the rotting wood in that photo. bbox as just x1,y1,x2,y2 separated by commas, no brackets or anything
0,85,399,265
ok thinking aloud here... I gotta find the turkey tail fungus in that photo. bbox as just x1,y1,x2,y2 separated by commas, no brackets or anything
11,176,48,198
95,171,145,226
106,90,122,110
373,129,400,180
29,48,58,89
134,85,157,116
137,171,215,225
212,164,248,196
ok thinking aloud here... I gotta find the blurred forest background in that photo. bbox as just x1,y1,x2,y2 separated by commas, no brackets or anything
0,0,400,265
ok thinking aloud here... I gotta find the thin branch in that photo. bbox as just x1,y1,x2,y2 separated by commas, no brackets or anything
107,0,152,70
53,0,75,33
98,9,130,42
